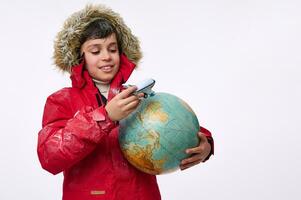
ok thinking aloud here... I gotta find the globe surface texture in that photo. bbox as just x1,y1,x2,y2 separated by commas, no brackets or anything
119,92,200,175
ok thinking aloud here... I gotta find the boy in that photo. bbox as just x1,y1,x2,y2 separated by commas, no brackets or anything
37,4,214,200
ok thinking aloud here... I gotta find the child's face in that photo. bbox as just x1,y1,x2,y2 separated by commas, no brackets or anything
81,33,120,83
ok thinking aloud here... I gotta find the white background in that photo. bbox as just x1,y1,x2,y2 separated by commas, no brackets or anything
0,0,300,199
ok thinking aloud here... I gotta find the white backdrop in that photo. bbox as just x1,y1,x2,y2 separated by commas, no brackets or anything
0,0,300,199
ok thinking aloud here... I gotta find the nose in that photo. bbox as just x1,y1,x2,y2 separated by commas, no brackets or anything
101,50,111,61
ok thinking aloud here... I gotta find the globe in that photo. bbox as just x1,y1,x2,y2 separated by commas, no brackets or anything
119,92,200,175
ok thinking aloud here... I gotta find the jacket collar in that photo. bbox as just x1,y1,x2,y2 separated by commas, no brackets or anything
70,53,136,99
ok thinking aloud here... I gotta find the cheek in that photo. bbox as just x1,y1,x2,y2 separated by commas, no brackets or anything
85,58,98,74
85,64,94,75
113,54,120,66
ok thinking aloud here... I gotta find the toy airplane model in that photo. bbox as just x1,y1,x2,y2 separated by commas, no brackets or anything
123,78,156,98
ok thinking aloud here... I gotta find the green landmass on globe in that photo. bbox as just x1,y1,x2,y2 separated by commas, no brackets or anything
119,92,200,175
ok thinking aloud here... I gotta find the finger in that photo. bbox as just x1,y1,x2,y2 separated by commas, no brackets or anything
185,132,208,154
124,107,138,117
136,92,145,98
186,144,211,158
185,146,202,154
120,95,140,106
181,154,203,165
180,160,202,171
117,86,137,99
123,99,141,112
123,105,140,117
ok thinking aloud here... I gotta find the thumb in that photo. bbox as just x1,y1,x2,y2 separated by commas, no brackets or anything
198,132,208,143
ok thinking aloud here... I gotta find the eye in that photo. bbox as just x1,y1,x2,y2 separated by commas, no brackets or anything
91,51,100,55
109,48,117,53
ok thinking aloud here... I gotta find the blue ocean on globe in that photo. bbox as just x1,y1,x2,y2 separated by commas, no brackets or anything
119,92,200,175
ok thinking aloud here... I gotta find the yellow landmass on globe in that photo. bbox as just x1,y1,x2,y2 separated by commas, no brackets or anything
122,129,167,175
138,101,168,124
141,129,161,149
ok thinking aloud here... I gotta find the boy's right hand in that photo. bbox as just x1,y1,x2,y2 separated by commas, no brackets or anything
105,86,144,121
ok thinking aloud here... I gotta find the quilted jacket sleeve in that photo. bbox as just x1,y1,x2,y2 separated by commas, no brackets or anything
37,90,116,175
200,126,214,161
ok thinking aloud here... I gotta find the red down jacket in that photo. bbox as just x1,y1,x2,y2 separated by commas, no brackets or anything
37,54,213,200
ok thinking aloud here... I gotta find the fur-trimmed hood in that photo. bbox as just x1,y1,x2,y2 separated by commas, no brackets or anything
53,4,142,72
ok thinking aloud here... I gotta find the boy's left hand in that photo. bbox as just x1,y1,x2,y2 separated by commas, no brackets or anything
180,132,211,171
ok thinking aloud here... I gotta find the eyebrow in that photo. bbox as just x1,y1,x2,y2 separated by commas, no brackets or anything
87,42,118,49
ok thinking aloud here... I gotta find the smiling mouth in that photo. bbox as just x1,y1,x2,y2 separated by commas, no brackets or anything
99,65,113,72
